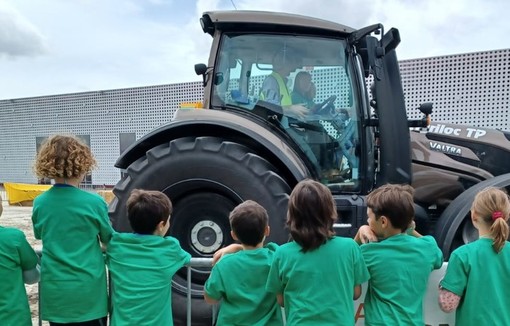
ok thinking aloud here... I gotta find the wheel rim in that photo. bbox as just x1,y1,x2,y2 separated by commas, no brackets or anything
163,179,241,296
190,220,224,254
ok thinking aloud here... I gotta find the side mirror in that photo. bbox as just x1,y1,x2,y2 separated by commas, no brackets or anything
408,103,433,128
418,102,433,115
194,63,208,87
195,63,207,75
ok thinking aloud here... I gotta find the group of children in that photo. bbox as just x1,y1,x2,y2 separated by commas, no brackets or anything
207,181,510,326
1,135,190,326
0,133,509,325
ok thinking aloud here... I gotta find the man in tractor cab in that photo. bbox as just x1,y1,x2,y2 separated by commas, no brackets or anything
259,47,308,120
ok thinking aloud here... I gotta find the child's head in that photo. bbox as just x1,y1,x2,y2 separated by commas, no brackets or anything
34,134,96,180
127,189,172,236
287,179,336,252
229,200,269,247
294,71,313,96
471,187,510,253
366,184,415,238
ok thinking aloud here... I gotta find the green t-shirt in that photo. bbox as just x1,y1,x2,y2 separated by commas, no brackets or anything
0,227,39,326
32,185,113,322
205,242,283,326
266,236,369,326
106,232,191,326
440,238,510,326
361,234,443,326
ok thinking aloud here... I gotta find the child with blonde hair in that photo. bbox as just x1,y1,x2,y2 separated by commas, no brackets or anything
32,134,113,325
439,187,510,325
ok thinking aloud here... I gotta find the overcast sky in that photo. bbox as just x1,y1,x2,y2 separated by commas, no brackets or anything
1,0,508,100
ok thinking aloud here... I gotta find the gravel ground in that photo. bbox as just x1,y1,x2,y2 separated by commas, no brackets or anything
1,202,47,326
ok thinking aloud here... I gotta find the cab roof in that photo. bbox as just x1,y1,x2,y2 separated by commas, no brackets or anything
201,10,355,37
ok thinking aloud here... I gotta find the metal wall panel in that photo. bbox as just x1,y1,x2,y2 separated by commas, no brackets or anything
1,49,508,185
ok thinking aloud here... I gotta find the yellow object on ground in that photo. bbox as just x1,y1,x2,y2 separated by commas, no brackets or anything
4,183,51,205
97,190,115,204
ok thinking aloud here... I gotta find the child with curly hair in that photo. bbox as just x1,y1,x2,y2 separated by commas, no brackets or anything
0,193,40,326
439,187,510,325
266,179,369,325
32,134,113,326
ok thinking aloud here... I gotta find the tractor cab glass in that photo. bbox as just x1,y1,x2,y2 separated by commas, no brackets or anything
212,33,361,190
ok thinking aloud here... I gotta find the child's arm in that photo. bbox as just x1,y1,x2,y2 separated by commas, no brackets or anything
203,292,220,305
23,265,40,284
98,201,114,245
18,231,40,284
406,220,423,238
353,284,362,300
354,225,378,244
438,287,461,313
212,243,243,265
204,263,224,305
276,293,284,307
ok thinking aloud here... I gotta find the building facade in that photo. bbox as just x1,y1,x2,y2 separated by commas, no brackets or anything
1,49,508,186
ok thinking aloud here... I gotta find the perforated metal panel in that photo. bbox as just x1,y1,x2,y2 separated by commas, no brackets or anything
1,49,508,186
400,49,510,129
0,83,203,185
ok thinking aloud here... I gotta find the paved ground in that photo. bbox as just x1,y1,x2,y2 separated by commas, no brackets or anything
1,201,47,326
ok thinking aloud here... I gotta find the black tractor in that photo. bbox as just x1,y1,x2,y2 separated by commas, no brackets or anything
109,10,510,325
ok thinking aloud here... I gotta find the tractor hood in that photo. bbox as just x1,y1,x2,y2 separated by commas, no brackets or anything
411,122,510,178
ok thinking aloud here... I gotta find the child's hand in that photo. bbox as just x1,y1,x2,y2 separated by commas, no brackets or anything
212,244,243,265
356,225,378,244
407,220,416,234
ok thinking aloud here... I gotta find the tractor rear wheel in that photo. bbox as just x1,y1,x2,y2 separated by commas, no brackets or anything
109,136,291,325
435,173,510,260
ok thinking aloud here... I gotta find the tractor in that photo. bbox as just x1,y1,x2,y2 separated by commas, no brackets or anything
109,10,510,324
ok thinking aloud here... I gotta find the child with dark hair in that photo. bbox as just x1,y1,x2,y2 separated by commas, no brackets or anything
32,134,113,326
106,189,191,326
439,187,510,325
0,196,40,325
291,71,316,110
204,200,282,325
266,179,369,325
354,184,443,325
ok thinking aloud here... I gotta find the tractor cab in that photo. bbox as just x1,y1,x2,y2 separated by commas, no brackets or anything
201,24,369,192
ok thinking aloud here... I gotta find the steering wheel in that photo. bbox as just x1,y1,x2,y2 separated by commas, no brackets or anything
314,95,337,116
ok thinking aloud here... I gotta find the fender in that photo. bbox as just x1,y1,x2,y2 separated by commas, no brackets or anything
435,172,510,259
115,108,310,182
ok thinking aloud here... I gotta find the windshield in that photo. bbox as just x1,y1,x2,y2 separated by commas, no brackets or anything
212,33,361,190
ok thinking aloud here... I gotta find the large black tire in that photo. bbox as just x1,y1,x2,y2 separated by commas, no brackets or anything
435,173,510,260
109,136,291,325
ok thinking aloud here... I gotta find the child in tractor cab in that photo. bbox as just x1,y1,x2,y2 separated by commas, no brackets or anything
354,184,443,325
204,200,283,325
106,189,191,326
